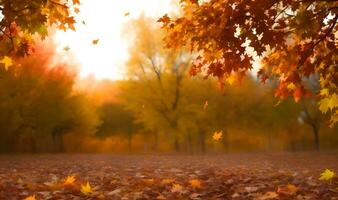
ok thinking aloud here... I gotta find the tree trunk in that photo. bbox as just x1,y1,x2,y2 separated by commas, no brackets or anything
198,130,206,153
311,124,320,151
174,134,180,152
186,133,192,154
128,132,132,153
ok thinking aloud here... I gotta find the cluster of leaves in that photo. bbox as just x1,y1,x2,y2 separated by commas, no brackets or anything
159,0,338,126
0,154,336,199
0,0,79,58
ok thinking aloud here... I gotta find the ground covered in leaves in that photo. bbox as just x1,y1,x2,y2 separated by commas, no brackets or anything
0,153,337,200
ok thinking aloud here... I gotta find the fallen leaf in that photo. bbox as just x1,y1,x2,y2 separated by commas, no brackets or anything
171,183,183,193
161,179,174,185
257,191,278,200
23,195,36,200
80,182,93,195
277,184,298,196
189,179,201,189
64,175,76,185
319,169,335,181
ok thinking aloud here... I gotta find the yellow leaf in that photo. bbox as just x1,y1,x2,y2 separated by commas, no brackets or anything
124,12,130,16
319,94,338,113
0,56,13,70
319,169,335,181
226,75,236,85
23,195,36,200
64,175,76,185
319,88,329,97
287,83,296,91
80,182,93,195
189,179,201,189
171,183,183,193
212,131,222,141
161,179,174,185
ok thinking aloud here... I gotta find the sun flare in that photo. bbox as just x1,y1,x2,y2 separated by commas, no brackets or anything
54,0,174,80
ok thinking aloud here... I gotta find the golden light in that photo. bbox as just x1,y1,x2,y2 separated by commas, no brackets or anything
54,0,174,80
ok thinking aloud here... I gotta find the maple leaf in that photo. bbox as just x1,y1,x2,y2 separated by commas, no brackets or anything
0,56,13,70
171,183,183,193
24,195,36,200
158,14,171,24
64,175,76,185
92,39,100,45
203,100,208,109
73,0,80,5
212,131,222,141
80,182,93,195
189,179,201,189
319,169,335,181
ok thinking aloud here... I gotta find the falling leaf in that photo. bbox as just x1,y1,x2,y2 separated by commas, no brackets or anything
203,101,208,109
277,184,298,196
24,195,36,200
212,131,222,141
63,46,70,51
80,182,93,195
92,39,99,45
319,169,335,181
74,7,80,14
82,20,86,25
171,183,183,193
189,179,201,189
0,56,13,70
124,12,130,16
64,175,76,185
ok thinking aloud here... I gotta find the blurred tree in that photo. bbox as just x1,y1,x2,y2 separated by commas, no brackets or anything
122,16,191,152
0,43,99,153
96,102,139,152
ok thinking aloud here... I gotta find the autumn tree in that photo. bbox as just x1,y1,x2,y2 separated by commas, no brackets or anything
159,0,338,126
0,42,99,153
122,16,191,152
96,102,139,152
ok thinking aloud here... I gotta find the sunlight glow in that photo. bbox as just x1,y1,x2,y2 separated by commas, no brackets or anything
54,0,174,80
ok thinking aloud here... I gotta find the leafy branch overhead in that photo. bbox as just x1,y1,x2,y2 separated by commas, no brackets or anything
159,0,338,126
0,0,80,58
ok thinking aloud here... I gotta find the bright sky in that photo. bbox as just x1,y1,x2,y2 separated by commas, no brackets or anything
54,0,174,80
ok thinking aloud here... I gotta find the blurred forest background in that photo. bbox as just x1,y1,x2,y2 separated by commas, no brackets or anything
0,17,337,154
